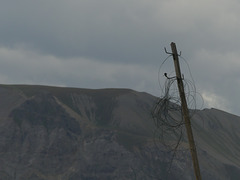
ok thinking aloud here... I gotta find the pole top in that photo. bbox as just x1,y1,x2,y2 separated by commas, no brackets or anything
164,42,181,56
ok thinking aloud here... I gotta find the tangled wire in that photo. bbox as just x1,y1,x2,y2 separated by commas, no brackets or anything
152,54,203,175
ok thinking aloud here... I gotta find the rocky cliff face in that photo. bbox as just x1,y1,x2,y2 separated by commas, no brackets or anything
0,85,239,180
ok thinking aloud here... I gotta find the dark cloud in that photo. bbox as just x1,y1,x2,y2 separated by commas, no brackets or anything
0,0,164,63
0,0,240,115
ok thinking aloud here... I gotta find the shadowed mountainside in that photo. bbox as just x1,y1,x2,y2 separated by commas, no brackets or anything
0,84,239,179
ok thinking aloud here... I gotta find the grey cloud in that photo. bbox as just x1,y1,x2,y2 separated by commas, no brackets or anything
0,0,240,115
0,47,159,95
0,0,163,63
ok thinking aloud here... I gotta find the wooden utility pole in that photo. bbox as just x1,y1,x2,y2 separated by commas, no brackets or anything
169,42,202,180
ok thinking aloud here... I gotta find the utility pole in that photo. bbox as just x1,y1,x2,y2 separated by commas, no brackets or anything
168,42,202,180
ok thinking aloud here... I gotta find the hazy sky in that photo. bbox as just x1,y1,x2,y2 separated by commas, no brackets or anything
0,0,240,115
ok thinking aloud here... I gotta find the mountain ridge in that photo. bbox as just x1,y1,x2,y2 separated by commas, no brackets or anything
0,84,239,179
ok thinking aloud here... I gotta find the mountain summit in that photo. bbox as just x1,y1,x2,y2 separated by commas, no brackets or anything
0,85,239,180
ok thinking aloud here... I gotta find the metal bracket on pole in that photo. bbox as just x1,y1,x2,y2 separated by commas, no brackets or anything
164,47,181,56
164,73,176,79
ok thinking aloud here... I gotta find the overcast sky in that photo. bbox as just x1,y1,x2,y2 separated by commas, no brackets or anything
0,0,240,115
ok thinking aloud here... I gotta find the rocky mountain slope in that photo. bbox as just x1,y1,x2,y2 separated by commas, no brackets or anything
0,84,239,179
